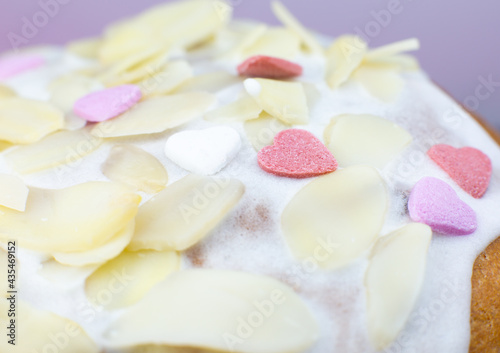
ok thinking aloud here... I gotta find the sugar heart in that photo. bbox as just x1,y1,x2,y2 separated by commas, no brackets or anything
0,54,45,80
258,129,337,178
427,144,492,199
237,55,303,79
74,84,142,122
164,127,241,175
408,177,477,235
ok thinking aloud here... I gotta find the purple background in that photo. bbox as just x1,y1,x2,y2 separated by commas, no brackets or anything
1,0,499,131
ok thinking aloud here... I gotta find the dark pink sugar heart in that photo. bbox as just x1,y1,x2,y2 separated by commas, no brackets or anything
258,129,337,178
237,55,303,79
0,54,45,80
408,177,477,235
427,144,491,199
74,84,142,122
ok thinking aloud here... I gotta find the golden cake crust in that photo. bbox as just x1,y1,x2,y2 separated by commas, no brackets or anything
470,236,500,352
469,111,500,352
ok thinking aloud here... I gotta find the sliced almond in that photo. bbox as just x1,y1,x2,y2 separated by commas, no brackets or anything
102,144,168,194
363,54,420,71
204,95,262,123
99,46,169,86
0,141,13,152
128,174,244,251
324,114,412,168
38,260,98,285
0,182,140,253
163,0,232,50
364,38,420,61
99,20,161,64
244,78,308,125
242,27,301,60
67,37,102,59
85,249,180,310
325,35,367,89
365,223,432,350
120,346,220,353
100,0,230,64
142,61,193,97
0,85,16,98
271,1,323,54
104,269,319,353
174,72,241,94
282,166,388,270
91,92,215,138
0,98,63,144
49,74,103,113
4,127,102,174
244,112,289,151
221,24,267,59
53,220,135,267
0,174,29,212
0,300,99,353
354,67,404,102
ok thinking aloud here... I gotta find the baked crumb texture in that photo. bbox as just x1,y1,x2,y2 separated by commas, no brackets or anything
470,235,500,352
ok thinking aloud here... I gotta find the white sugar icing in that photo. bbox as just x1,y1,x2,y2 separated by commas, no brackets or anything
1,36,499,353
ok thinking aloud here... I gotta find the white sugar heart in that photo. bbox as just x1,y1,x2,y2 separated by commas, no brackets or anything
164,127,241,175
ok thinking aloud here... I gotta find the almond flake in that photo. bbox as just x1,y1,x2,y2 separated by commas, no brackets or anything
103,269,319,353
282,166,388,270
102,144,168,194
91,92,215,138
325,35,367,89
53,220,135,267
242,27,301,60
0,98,63,144
365,223,431,350
85,249,180,310
0,300,98,353
244,78,309,125
0,174,29,212
271,1,323,54
244,112,289,151
204,95,262,123
67,37,102,59
4,127,102,174
128,174,244,251
0,182,140,253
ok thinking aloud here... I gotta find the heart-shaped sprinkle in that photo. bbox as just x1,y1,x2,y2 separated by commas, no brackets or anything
0,54,45,80
427,144,492,199
74,84,142,122
237,55,303,79
164,127,241,175
258,129,337,178
408,177,477,235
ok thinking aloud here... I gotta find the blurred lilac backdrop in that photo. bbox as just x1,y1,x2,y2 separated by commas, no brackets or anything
1,0,499,131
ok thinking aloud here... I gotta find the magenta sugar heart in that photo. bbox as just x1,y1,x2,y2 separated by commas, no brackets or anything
74,84,142,122
408,177,477,235
258,129,337,178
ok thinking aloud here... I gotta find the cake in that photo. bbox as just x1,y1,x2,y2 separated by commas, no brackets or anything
0,1,498,352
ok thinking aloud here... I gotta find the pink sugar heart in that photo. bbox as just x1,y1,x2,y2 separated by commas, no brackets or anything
0,54,45,80
237,55,303,79
74,84,142,122
408,177,477,235
258,129,337,178
427,144,491,198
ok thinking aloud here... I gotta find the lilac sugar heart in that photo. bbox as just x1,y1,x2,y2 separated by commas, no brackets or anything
408,177,477,235
0,54,45,80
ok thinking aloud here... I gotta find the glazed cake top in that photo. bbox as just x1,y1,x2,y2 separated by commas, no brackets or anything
0,1,499,353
